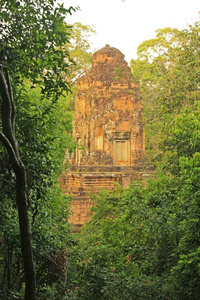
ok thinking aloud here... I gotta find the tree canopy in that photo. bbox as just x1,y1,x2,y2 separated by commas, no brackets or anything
0,0,76,299
130,19,200,163
0,0,75,94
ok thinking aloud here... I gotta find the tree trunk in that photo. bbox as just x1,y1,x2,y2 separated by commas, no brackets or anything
15,164,36,300
0,68,36,299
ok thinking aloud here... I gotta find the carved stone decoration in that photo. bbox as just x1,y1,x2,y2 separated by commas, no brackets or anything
61,45,153,231
72,44,145,167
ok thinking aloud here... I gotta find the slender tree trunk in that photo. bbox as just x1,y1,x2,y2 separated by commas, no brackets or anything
15,164,36,300
0,68,36,299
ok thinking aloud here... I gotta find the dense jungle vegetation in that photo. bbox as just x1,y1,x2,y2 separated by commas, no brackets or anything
0,0,200,299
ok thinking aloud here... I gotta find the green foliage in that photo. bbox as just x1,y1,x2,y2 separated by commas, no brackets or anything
62,22,95,110
0,4,95,295
0,0,75,98
130,18,200,163
16,81,75,179
0,1,78,297
67,23,95,78
0,75,76,299
161,102,200,174
0,80,76,297
67,101,200,299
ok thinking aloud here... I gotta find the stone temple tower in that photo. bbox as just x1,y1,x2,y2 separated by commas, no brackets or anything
72,44,145,167
61,45,151,230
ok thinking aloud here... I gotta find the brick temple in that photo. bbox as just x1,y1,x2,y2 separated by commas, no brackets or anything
61,45,153,229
